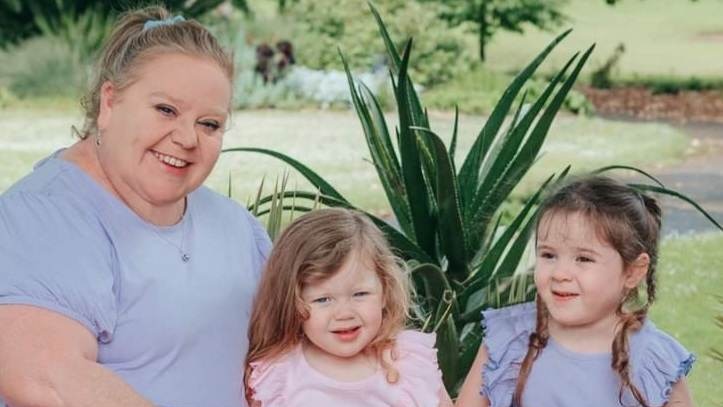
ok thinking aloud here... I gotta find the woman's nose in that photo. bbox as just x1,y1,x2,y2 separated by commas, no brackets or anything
171,121,199,149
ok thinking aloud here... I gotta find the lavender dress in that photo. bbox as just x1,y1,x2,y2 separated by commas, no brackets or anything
481,302,695,407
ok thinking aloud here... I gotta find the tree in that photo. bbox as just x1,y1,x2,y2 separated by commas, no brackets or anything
0,0,233,50
420,0,567,62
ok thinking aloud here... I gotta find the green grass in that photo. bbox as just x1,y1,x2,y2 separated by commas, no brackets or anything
651,233,723,407
0,109,689,216
485,0,723,80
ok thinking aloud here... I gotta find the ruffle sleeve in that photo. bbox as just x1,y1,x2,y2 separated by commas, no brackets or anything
632,322,696,407
247,355,289,406
480,302,537,407
394,330,444,407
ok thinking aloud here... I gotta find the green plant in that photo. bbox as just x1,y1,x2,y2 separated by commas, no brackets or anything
227,2,593,391
285,0,475,86
590,42,625,89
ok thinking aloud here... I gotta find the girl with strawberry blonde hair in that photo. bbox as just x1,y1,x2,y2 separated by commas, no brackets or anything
246,208,453,406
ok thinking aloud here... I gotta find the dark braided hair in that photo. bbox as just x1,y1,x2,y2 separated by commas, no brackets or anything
512,175,661,407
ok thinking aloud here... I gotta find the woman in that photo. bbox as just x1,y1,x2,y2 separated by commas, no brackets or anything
0,6,269,407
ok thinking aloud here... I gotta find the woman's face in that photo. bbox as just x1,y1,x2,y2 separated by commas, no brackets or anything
96,53,231,222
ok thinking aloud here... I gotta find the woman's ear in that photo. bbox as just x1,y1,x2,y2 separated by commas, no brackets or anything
624,253,650,289
97,81,115,131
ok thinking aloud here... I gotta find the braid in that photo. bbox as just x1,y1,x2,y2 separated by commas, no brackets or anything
611,304,650,407
512,295,550,407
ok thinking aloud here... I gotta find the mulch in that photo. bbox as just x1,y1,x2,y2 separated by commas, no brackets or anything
581,86,723,124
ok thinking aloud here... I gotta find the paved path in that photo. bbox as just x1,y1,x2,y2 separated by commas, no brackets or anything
643,121,722,236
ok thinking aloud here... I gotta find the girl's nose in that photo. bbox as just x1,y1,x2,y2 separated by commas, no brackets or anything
551,262,573,281
333,300,355,320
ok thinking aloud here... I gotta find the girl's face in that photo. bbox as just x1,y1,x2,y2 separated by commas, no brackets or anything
534,212,642,332
300,251,384,361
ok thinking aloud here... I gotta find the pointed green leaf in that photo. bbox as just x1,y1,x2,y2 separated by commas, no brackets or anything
458,29,573,211
222,147,347,202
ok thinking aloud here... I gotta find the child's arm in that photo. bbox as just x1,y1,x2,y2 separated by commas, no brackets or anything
439,387,454,407
665,377,694,407
454,344,490,407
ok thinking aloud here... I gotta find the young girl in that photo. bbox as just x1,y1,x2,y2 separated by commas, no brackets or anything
246,208,453,406
456,176,695,407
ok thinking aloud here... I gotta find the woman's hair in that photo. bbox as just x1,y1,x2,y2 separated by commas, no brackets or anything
245,208,410,399
513,175,662,407
76,5,234,139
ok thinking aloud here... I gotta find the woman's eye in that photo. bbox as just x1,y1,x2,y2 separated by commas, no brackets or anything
199,121,221,131
156,105,176,116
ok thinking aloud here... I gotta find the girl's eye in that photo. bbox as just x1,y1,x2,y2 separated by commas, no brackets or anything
312,297,330,304
539,251,555,259
156,104,176,116
353,291,370,298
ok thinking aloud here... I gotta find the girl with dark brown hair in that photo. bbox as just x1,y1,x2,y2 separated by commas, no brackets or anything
456,175,695,407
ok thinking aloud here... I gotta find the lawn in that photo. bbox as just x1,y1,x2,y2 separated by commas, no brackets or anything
0,109,689,214
652,232,723,407
485,0,723,79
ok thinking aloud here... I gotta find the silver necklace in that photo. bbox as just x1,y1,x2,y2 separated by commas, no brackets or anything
151,205,192,263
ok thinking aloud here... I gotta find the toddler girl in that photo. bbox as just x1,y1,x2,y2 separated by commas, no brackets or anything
456,176,695,407
246,208,453,406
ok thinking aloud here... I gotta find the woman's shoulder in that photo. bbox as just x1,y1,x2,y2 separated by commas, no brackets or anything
630,320,696,407
393,330,444,407
480,302,537,407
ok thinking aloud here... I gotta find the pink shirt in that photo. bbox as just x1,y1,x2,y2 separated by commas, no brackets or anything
249,330,444,406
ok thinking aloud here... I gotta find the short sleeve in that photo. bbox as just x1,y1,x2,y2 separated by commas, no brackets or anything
0,192,117,342
248,357,288,406
480,302,536,407
632,322,696,407
394,330,444,407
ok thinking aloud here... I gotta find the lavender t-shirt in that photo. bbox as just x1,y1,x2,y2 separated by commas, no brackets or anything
481,302,695,407
0,154,271,407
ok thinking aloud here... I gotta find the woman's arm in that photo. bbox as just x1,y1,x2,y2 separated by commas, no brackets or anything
665,377,694,407
454,344,490,407
0,305,154,407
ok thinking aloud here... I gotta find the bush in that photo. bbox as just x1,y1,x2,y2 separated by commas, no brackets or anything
0,35,87,100
424,66,594,115
285,0,476,87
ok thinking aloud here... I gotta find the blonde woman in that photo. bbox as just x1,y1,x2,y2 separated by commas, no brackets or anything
0,6,269,407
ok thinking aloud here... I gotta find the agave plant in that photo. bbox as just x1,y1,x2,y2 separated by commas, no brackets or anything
225,2,592,390
225,3,721,393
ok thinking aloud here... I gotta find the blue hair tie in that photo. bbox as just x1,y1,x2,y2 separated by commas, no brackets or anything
143,15,186,31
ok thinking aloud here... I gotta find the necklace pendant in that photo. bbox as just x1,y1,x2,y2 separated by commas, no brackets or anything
181,253,190,263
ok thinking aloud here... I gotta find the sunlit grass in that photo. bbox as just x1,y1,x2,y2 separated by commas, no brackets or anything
485,0,723,79
652,233,723,407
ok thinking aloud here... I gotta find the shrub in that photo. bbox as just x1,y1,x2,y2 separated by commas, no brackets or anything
285,0,476,87
0,35,87,99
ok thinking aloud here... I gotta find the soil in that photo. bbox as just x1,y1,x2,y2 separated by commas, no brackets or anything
582,86,723,124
